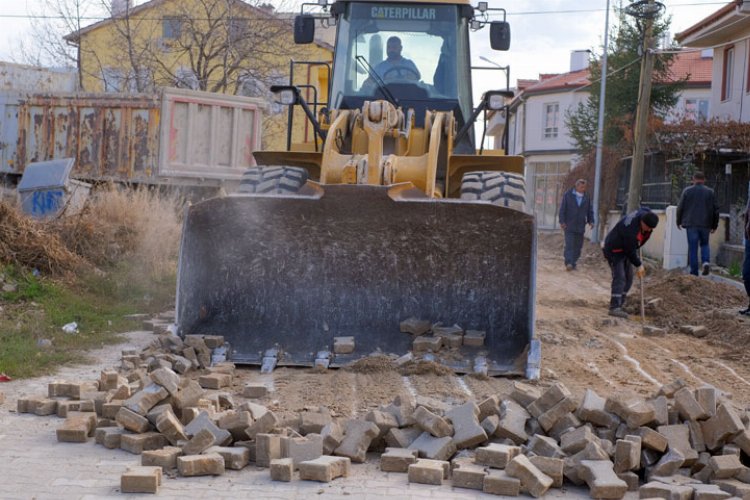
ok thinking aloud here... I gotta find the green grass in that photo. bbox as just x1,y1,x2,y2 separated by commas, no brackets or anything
0,263,175,378
727,261,742,278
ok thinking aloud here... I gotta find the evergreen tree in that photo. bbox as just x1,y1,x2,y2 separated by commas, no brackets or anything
566,8,685,154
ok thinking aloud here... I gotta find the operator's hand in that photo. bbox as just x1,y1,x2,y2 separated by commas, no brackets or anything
677,224,682,230
636,265,646,279
588,223,594,229
560,223,567,230
711,228,716,234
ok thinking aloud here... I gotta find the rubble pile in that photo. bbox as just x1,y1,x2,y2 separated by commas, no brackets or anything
12,332,750,498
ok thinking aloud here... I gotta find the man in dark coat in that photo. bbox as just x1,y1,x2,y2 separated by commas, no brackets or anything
603,208,659,318
558,179,594,271
676,171,720,276
742,199,750,315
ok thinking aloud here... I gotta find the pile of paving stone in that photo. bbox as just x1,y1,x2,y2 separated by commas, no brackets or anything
12,331,750,498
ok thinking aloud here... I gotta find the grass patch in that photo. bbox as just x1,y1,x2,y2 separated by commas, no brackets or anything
0,264,175,378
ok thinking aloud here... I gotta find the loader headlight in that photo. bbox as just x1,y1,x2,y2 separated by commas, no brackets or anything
270,85,300,106
484,90,514,110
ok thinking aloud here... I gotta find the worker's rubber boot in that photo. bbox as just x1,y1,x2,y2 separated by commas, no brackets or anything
608,308,629,319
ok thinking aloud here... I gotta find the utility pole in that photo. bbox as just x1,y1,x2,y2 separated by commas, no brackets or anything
591,0,611,243
626,0,661,213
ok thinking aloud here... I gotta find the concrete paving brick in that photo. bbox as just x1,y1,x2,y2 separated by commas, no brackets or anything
198,373,231,390
674,387,709,421
142,446,182,470
477,396,499,421
702,404,745,451
527,433,565,458
639,480,694,500
380,396,415,427
529,456,564,488
242,383,269,399
412,336,442,353
561,425,597,454
184,410,232,445
400,317,431,335
407,459,446,485
688,420,707,452
110,384,131,400
650,395,669,427
384,426,421,450
101,400,124,420
648,448,685,478
506,455,553,498
256,433,282,467
475,442,521,469
408,432,456,461
579,460,628,499
616,471,639,491
173,380,204,410
496,399,529,444
510,381,541,408
577,389,617,428
365,410,399,440
658,378,688,398
733,429,750,455
333,336,355,354
121,432,168,454
692,483,731,500
149,367,180,396
380,447,418,472
638,427,668,452
177,453,225,476
657,424,699,465
709,454,743,479
452,462,486,490
483,470,520,496
280,433,323,467
614,436,641,473
445,402,487,449
481,415,499,437
462,330,485,346
121,466,162,493
321,420,345,454
56,413,97,442
564,441,611,486
711,478,750,497
245,409,279,440
155,408,188,445
605,396,655,429
183,428,218,455
203,446,249,470
116,407,151,433
95,426,126,449
695,387,717,417
334,419,379,463
55,400,88,418
202,335,224,349
548,412,582,441
538,396,578,431
413,406,453,438
299,456,351,482
217,410,253,441
123,383,169,415
270,458,294,482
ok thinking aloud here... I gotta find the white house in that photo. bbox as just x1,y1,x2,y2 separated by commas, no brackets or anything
676,0,750,122
494,50,712,229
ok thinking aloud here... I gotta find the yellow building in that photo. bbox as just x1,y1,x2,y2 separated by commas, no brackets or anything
64,0,333,150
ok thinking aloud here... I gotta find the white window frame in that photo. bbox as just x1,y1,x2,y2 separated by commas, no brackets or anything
543,102,559,139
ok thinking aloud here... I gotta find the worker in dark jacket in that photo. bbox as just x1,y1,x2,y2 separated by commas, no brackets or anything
559,179,594,271
742,199,750,315
603,208,659,318
676,171,720,276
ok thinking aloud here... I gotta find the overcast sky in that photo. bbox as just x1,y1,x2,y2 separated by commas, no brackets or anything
0,0,725,90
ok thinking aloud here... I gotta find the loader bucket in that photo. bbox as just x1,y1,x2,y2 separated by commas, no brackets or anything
176,183,537,376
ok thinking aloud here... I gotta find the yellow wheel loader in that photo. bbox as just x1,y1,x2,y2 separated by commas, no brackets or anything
176,0,539,377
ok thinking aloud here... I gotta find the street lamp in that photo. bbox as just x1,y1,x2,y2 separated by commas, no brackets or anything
474,56,511,151
478,55,510,92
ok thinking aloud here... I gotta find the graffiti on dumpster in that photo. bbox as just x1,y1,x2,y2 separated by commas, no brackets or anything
28,190,64,217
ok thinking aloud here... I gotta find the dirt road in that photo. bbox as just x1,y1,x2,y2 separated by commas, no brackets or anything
1,232,749,498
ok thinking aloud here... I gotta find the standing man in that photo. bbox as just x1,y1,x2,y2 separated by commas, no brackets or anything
603,208,659,318
676,171,720,276
741,198,750,315
558,179,594,271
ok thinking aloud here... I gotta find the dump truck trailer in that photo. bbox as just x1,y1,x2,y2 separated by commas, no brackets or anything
176,0,539,377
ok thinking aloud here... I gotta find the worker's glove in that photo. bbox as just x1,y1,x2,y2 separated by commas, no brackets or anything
636,265,646,279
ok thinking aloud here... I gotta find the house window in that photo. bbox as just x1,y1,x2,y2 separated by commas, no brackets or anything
228,18,247,43
163,16,183,39
684,98,709,121
722,45,734,101
543,103,559,139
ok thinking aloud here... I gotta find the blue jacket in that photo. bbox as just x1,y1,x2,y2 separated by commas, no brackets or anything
558,188,594,234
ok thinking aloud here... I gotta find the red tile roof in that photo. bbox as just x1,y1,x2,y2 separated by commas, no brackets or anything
515,50,711,96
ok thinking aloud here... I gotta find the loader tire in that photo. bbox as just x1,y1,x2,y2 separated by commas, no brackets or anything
460,171,526,212
238,166,308,194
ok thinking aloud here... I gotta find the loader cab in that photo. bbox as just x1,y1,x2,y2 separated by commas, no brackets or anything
329,1,474,142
